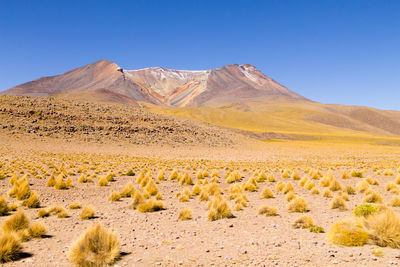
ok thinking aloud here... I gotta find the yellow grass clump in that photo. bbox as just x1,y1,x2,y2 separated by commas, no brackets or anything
54,174,67,190
207,195,234,221
37,208,50,218
330,196,347,211
145,180,158,196
282,182,294,194
98,176,108,187
137,199,164,213
178,208,192,221
291,170,300,180
328,179,342,191
80,206,95,220
0,232,22,263
351,169,363,178
191,183,201,196
299,176,309,187
0,196,9,216
292,215,314,229
66,176,74,188
258,205,277,216
275,181,285,191
356,180,370,193
109,192,121,202
131,191,146,209
69,224,120,267
287,197,308,213
341,170,350,179
69,202,81,209
28,222,47,238
327,218,369,246
2,210,30,241
9,172,18,185
363,190,383,204
121,182,135,197
385,183,399,194
261,187,274,199
310,187,320,195
22,190,40,208
363,208,400,248
46,175,56,187
390,196,400,207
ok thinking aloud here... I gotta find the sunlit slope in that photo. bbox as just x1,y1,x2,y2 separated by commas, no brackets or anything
143,99,400,143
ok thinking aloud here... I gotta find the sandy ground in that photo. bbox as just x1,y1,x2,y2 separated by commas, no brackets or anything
1,135,400,266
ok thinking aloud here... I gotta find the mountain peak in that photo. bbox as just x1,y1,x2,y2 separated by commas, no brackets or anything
2,61,308,106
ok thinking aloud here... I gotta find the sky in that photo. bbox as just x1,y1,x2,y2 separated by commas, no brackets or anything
0,0,399,110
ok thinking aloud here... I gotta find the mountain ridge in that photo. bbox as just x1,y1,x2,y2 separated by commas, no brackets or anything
1,59,308,107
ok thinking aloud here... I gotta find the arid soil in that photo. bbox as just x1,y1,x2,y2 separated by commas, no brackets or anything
1,133,400,266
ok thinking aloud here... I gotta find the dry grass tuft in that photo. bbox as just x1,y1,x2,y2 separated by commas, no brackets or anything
0,196,9,216
207,195,234,221
28,222,47,238
121,182,135,197
2,210,30,234
0,232,22,263
80,206,95,220
69,202,81,209
292,215,314,229
330,196,347,211
258,205,277,216
46,175,56,187
327,218,369,246
178,208,192,221
390,196,400,207
137,199,164,213
22,191,40,208
54,174,67,190
363,208,400,248
261,187,274,199
109,192,121,202
287,197,308,213
69,224,120,266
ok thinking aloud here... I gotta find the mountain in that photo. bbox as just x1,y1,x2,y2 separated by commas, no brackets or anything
1,59,307,106
2,59,400,144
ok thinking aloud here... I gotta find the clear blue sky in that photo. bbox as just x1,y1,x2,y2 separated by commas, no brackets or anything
1,0,399,110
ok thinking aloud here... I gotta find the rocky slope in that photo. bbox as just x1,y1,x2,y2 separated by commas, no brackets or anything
2,60,307,107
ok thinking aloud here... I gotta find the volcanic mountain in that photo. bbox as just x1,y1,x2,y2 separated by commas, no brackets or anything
1,59,307,107
3,59,400,144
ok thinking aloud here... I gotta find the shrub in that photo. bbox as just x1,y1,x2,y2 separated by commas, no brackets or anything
69,224,120,266
261,187,274,199
178,208,192,221
22,190,40,208
145,180,158,196
291,170,300,180
352,203,379,217
0,196,9,216
282,182,294,194
299,176,309,187
287,197,308,212
80,206,95,220
330,196,347,211
322,189,333,198
385,183,399,194
286,191,296,202
98,176,108,187
292,215,314,229
38,208,50,218
363,208,400,248
351,170,363,178
310,187,320,194
54,174,67,190
0,233,22,263
69,202,81,209
137,199,164,213
207,195,234,221
131,191,146,209
28,222,47,238
275,181,285,191
46,175,56,187
109,192,121,202
341,171,350,179
309,225,325,233
258,205,277,216
363,190,382,203
267,174,276,182
126,169,135,176
356,180,370,193
9,172,18,185
191,183,201,196
345,186,356,195
390,196,400,207
66,177,74,188
329,179,342,191
199,189,209,201
304,181,316,190
2,210,30,234
121,182,135,197
327,218,369,246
